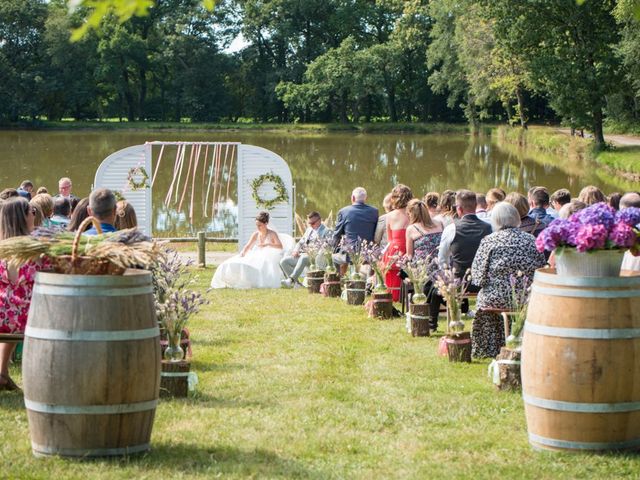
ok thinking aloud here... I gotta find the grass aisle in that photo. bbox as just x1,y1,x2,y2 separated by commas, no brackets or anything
2,269,640,478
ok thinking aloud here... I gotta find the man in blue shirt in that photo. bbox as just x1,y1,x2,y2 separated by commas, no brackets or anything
85,188,118,235
528,187,554,226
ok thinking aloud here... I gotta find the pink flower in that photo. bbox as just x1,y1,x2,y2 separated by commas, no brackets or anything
610,223,637,248
574,224,608,252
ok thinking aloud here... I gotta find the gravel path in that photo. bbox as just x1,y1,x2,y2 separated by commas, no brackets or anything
177,251,234,267
556,128,640,146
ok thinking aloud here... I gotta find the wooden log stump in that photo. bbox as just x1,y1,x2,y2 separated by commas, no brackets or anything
160,360,190,398
346,280,366,305
445,331,472,363
323,272,342,297
372,291,393,319
307,270,325,294
494,347,521,391
409,303,430,337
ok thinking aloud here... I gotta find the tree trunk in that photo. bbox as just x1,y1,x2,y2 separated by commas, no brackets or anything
503,101,513,125
139,67,147,120
592,107,605,147
386,87,397,123
515,85,527,129
340,92,349,123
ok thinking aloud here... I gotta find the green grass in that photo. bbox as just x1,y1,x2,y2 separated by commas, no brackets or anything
0,119,471,135
163,241,237,253
495,125,589,158
594,146,640,177
2,270,640,478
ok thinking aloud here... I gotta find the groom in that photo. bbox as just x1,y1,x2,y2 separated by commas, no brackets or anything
281,211,331,287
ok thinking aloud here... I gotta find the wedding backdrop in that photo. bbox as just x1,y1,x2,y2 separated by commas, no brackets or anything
94,141,295,246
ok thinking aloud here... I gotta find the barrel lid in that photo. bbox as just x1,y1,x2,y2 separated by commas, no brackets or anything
35,269,152,287
534,267,640,288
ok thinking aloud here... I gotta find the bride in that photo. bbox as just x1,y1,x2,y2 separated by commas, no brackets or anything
211,211,284,289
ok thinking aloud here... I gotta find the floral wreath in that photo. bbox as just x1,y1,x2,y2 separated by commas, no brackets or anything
127,166,150,191
250,172,289,210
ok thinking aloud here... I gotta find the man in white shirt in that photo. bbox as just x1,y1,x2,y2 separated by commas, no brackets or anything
281,212,331,287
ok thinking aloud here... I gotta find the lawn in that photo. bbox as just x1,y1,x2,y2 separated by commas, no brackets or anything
2,269,640,478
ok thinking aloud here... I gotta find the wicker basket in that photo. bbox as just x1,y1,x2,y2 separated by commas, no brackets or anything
50,216,126,275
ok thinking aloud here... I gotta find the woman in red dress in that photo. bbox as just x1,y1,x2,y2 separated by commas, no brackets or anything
0,197,49,392
383,184,413,301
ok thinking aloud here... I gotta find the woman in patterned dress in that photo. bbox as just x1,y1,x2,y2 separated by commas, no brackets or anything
471,202,545,358
0,197,50,391
405,199,444,330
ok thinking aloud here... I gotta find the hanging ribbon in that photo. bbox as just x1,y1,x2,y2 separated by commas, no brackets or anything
177,144,195,212
151,144,165,187
189,144,201,222
204,144,217,214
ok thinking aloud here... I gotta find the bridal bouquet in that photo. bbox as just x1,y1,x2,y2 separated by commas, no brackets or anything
536,203,640,253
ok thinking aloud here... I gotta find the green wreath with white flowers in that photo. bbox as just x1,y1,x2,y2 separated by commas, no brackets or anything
250,172,289,210
127,166,150,191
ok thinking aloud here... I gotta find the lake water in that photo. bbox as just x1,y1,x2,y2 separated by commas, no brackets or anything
0,129,622,237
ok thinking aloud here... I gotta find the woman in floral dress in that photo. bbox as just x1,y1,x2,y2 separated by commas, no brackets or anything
471,202,545,358
0,197,49,391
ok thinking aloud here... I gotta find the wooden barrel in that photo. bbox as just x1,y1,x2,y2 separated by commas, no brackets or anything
307,270,325,294
23,270,161,458
323,272,342,298
346,280,366,305
372,291,393,319
522,268,640,452
409,303,430,337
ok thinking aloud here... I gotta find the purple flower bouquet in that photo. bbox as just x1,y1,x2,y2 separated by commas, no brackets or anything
535,203,640,276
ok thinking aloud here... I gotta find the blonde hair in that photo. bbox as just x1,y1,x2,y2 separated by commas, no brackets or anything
578,185,606,205
504,192,529,218
115,200,138,230
407,199,434,228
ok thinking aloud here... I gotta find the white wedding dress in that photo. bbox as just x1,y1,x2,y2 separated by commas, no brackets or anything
210,233,294,289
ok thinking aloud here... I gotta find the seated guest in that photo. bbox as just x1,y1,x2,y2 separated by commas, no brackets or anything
558,199,587,219
115,200,138,229
475,193,488,219
481,188,506,224
67,197,90,232
281,211,331,287
405,199,443,331
0,197,49,391
85,188,117,235
383,184,413,301
16,180,33,200
528,187,554,225
578,185,606,205
54,177,79,203
36,187,48,195
471,202,545,358
438,189,492,315
505,192,545,237
608,192,622,211
332,187,378,275
424,192,440,219
30,193,54,229
550,188,571,217
620,192,640,209
50,197,71,228
0,189,19,201
433,190,456,228
374,193,393,247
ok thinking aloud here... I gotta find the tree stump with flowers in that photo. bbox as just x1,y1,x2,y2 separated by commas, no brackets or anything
400,255,436,337
409,303,430,336
362,241,395,319
303,239,325,294
346,280,366,305
307,270,325,293
160,360,191,398
323,271,342,297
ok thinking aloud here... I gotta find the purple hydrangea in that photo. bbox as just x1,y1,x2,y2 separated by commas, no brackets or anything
609,223,637,248
616,207,640,228
574,224,608,252
570,202,616,230
535,219,577,252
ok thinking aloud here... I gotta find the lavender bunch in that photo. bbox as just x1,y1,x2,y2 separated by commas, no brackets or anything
431,264,471,333
340,236,365,278
508,271,532,346
318,238,336,273
156,289,208,338
301,238,324,270
361,240,395,291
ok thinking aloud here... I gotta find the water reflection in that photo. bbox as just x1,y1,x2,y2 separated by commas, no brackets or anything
0,130,625,237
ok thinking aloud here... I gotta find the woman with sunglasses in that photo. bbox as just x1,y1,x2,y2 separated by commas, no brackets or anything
0,197,50,392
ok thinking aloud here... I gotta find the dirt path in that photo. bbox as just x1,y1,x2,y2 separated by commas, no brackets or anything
556,128,640,146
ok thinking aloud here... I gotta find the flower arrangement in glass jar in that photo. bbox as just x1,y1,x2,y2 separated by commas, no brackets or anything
152,249,208,361
319,238,336,273
339,236,365,280
397,254,435,304
301,238,323,271
361,240,396,292
506,271,531,349
432,264,471,333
